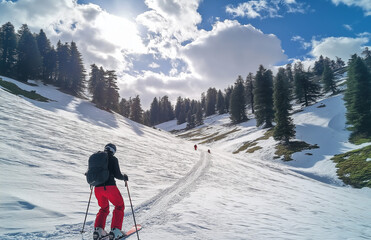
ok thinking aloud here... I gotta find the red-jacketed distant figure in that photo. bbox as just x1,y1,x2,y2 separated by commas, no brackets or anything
194,144,197,150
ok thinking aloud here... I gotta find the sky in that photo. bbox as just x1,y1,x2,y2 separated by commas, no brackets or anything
0,0,370,108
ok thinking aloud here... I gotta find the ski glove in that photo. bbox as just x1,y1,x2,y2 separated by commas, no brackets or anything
123,174,129,181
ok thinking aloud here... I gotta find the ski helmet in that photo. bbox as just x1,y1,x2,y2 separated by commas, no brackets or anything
104,143,116,155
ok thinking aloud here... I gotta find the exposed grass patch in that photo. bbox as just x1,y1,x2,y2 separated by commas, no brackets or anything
177,129,203,138
233,141,257,154
199,128,240,144
190,132,219,141
275,141,319,161
0,78,49,102
256,128,274,141
349,132,371,145
233,129,273,154
331,145,371,188
246,146,262,153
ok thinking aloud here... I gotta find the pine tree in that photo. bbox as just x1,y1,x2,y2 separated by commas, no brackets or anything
68,41,86,96
254,65,274,128
119,98,131,118
245,73,254,113
16,24,42,81
205,87,217,116
362,47,371,69
186,110,196,129
294,62,320,106
285,63,294,99
200,92,206,113
224,86,233,112
177,103,187,125
293,62,305,103
43,46,57,84
322,62,336,94
150,97,160,126
130,95,143,123
88,64,106,107
230,75,247,123
273,68,295,144
344,54,371,136
159,95,174,122
313,55,325,76
142,110,151,126
190,100,198,115
105,70,120,111
335,56,345,70
216,89,226,114
36,29,51,81
195,102,204,126
174,96,183,120
56,41,70,88
0,22,17,77
184,98,191,115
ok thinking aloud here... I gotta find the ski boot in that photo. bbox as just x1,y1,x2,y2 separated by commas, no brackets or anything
93,227,108,240
109,228,127,240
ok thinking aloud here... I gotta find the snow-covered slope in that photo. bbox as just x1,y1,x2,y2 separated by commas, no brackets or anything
1,77,371,240
159,73,371,188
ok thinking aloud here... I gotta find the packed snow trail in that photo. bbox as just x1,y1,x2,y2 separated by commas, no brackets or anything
133,151,212,226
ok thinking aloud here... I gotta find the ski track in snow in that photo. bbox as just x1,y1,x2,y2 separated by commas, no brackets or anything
133,151,211,226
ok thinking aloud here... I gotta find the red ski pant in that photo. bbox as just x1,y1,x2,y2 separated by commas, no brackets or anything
94,185,125,230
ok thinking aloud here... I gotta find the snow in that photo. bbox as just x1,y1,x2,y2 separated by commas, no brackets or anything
1,76,371,239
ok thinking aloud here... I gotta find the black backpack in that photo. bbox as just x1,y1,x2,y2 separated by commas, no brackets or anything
86,151,110,186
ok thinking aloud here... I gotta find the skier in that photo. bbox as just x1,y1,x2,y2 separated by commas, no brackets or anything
93,143,129,240
194,144,197,150
208,149,211,154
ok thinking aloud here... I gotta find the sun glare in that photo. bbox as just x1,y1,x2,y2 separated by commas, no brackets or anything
96,13,146,54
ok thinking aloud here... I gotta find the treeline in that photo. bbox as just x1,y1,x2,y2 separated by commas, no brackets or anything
0,21,137,121
148,55,346,137
2,21,370,141
344,49,371,140
146,51,368,144
0,22,86,96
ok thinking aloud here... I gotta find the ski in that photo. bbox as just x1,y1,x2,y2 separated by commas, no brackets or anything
95,225,142,240
121,224,142,239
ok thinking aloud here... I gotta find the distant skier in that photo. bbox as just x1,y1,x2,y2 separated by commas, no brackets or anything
93,143,129,240
194,144,197,150
208,149,211,154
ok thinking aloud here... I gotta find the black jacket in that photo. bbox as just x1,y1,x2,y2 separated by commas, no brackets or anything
96,153,125,187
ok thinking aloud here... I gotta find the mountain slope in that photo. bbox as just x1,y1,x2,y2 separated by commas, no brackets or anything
159,73,371,188
0,77,371,240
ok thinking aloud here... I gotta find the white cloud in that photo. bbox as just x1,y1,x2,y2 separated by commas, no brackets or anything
226,0,307,19
331,0,371,16
311,36,369,61
0,0,146,71
291,35,311,49
136,0,202,59
149,62,160,69
226,1,279,18
0,0,288,110
357,32,371,37
119,20,287,109
343,24,352,31
181,20,286,89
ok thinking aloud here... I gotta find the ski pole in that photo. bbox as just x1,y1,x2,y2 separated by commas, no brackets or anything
125,181,140,240
81,185,94,234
